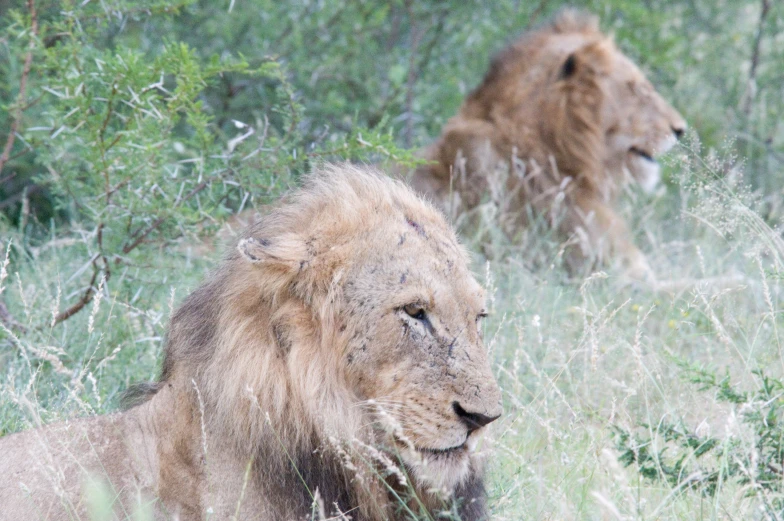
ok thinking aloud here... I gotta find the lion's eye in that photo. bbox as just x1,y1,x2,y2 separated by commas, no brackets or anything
403,304,426,320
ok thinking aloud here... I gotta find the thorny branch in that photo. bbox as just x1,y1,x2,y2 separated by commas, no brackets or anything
122,178,212,254
403,0,423,148
52,172,217,326
52,255,103,325
0,0,38,176
53,223,110,326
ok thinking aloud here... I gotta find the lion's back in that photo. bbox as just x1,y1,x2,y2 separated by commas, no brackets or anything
0,412,158,521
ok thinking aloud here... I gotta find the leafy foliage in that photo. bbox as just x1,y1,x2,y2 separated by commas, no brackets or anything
0,0,415,326
614,363,784,517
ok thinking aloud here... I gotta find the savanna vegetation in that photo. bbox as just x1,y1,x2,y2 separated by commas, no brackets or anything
1,0,784,519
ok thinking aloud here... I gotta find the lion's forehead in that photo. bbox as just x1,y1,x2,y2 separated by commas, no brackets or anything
609,53,648,85
366,218,471,273
543,32,594,58
361,258,482,302
372,242,482,298
344,251,484,322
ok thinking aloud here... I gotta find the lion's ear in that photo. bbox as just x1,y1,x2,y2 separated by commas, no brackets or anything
559,53,578,80
238,233,343,300
238,237,271,263
559,39,613,81
238,235,309,272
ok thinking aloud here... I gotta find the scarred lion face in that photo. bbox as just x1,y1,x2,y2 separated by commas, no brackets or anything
341,212,502,493
237,166,502,498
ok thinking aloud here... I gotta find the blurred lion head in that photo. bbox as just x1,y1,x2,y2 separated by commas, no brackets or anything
466,10,686,194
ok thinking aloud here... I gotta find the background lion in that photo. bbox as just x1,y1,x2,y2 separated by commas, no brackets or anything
0,165,502,521
410,10,686,282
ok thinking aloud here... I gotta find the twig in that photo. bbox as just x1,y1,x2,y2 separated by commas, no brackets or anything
0,0,38,176
525,0,551,29
53,257,102,325
740,0,771,118
122,179,211,254
52,224,110,326
403,0,423,148
0,172,17,186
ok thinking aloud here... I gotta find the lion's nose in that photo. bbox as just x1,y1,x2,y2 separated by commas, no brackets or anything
452,401,500,433
672,125,685,140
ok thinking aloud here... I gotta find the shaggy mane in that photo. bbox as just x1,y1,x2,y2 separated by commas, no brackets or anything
125,165,484,520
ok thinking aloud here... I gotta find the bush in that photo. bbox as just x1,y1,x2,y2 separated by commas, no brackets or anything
0,0,413,326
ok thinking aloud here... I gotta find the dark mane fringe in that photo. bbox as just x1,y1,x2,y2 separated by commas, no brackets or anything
258,442,490,521
119,381,162,410
455,472,490,521
263,446,367,520
160,267,227,382
120,264,227,411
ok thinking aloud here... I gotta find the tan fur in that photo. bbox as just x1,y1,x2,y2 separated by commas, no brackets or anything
410,10,686,281
0,164,502,521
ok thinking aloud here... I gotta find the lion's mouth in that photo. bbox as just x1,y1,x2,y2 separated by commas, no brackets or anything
629,146,656,163
417,442,468,456
393,435,470,460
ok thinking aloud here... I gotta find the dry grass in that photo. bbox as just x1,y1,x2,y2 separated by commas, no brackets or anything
479,137,784,520
1,137,782,520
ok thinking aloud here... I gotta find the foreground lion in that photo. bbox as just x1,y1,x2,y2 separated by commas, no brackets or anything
410,10,686,281
0,165,502,520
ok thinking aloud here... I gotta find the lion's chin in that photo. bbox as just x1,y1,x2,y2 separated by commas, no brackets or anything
397,437,476,494
627,149,661,194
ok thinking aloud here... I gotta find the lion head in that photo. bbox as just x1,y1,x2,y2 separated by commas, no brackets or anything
161,164,502,518
462,10,686,196
411,10,686,279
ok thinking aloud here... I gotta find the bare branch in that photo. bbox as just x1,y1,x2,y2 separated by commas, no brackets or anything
52,223,110,326
0,0,38,175
53,260,101,325
740,0,771,118
402,0,423,148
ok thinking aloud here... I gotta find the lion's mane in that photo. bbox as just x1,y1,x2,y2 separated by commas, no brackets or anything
139,164,489,520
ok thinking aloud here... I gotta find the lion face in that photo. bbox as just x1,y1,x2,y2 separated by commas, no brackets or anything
452,12,685,197
341,213,502,492
344,215,501,490
410,11,687,280
539,35,686,196
600,52,686,193
236,166,502,496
